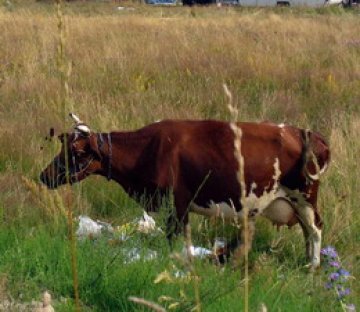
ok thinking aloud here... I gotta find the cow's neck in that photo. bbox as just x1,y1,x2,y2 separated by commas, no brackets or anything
98,131,155,192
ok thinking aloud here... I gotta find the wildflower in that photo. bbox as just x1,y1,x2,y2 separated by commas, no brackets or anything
328,261,340,268
338,288,351,298
338,269,350,277
329,272,340,281
321,246,338,258
321,246,355,311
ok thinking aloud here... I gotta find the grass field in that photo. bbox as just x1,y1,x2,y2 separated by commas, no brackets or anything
0,0,359,311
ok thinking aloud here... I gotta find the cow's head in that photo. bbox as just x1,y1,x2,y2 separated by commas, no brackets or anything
40,113,103,189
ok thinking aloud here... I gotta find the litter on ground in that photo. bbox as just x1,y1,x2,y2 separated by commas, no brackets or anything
76,215,113,239
76,212,162,241
123,247,158,264
137,211,161,234
76,212,214,265
182,245,213,258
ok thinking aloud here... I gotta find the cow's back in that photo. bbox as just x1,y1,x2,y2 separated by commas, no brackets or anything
148,120,305,208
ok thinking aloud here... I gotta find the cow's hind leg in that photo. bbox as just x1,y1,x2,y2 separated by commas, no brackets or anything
165,187,192,249
299,222,313,261
296,205,322,269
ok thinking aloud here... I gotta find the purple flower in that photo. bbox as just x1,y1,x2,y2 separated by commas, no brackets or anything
338,288,351,298
328,261,340,268
321,246,338,258
338,269,350,277
330,272,340,281
321,246,353,309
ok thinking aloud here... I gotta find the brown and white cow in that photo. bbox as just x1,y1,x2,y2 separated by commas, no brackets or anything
40,113,330,268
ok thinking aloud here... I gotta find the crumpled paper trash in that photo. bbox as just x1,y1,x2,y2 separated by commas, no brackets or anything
76,215,113,239
76,212,162,242
137,211,159,234
114,211,162,240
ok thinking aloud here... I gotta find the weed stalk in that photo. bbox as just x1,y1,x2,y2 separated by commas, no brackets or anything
224,84,249,312
129,296,167,312
56,0,80,310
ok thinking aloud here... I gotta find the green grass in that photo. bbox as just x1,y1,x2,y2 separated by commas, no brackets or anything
0,0,359,311
0,217,355,311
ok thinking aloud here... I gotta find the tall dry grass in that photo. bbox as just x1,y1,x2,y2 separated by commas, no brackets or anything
1,8,359,139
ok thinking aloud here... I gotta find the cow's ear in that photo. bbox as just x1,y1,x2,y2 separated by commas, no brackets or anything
45,128,55,141
89,135,102,159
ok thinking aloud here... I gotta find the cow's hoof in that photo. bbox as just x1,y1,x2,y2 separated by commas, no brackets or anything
304,263,320,273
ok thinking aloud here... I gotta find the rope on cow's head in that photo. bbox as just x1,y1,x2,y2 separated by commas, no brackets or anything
107,133,112,181
69,113,112,181
97,132,112,181
302,129,321,183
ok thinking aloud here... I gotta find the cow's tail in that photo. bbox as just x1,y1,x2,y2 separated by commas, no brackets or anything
301,129,330,183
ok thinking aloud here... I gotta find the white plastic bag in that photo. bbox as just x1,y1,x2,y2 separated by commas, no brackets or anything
182,245,213,258
135,211,162,234
76,215,113,239
137,211,157,233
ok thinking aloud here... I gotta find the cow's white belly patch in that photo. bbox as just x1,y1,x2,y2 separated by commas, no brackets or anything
243,187,288,213
190,187,297,224
190,160,303,225
191,200,242,219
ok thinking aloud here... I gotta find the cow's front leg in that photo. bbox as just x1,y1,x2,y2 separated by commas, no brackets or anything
166,189,191,247
174,190,190,235
166,212,181,249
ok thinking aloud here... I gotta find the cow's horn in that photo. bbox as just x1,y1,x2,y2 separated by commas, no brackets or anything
75,124,91,134
70,113,91,134
69,113,82,124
